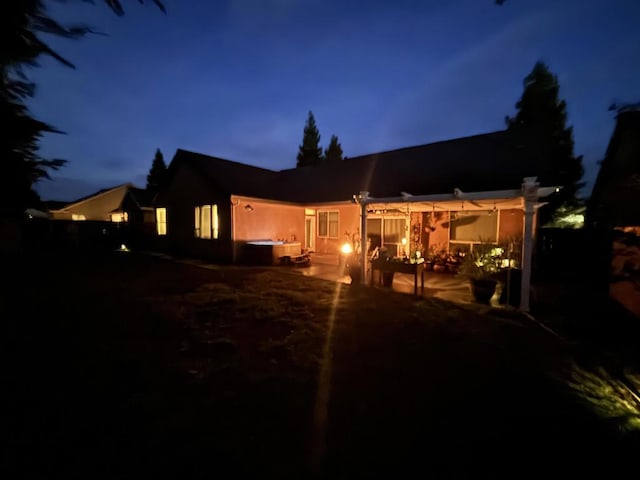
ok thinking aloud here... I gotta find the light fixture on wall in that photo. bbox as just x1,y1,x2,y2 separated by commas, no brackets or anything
244,204,254,211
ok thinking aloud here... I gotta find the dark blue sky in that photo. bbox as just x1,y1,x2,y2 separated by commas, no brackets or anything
29,0,640,201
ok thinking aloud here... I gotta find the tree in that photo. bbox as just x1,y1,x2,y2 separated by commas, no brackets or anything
506,61,584,225
1,0,164,220
146,148,167,192
296,111,324,167
324,135,344,163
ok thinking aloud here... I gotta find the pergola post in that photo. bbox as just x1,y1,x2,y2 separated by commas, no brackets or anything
358,192,369,284
520,177,539,312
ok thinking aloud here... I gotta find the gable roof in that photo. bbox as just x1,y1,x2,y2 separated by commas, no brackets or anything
167,149,279,199
48,183,155,220
50,183,133,213
167,130,559,205
127,187,155,209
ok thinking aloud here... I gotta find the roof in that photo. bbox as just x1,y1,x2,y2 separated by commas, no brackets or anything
51,183,134,211
167,130,560,205
167,149,279,199
127,187,155,209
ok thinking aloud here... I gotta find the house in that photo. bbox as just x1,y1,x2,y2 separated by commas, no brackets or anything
587,107,640,317
48,183,156,249
155,130,560,272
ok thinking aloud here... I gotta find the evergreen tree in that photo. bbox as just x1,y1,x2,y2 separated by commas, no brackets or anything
146,148,167,192
296,111,323,167
1,1,164,219
506,61,584,225
324,135,344,162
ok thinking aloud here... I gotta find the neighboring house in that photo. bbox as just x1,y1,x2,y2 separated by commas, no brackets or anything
588,108,640,318
48,183,156,249
155,130,560,270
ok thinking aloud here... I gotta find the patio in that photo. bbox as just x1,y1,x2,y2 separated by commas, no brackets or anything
298,252,502,306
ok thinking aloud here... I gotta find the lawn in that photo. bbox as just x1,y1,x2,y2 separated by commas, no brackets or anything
7,251,639,479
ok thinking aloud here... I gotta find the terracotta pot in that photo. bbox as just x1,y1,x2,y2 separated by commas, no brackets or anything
433,264,447,273
381,271,395,287
349,264,362,284
470,278,498,304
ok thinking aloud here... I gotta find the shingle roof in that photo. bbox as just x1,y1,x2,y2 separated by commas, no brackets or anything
168,130,559,204
168,149,279,199
127,187,156,208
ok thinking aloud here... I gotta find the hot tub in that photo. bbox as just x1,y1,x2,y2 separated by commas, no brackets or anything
243,241,302,265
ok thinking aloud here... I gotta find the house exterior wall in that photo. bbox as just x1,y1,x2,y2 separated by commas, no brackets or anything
305,203,360,254
156,165,233,263
422,209,527,255
426,211,450,254
232,197,305,243
409,212,423,256
498,209,524,242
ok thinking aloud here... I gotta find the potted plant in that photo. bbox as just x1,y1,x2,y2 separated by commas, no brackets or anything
433,249,448,273
457,242,502,304
424,244,438,271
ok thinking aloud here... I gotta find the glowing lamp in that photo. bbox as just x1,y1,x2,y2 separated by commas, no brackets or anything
401,238,407,245
341,243,353,255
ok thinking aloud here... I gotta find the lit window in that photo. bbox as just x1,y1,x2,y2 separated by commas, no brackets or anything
450,210,497,243
71,214,86,221
195,204,219,239
111,212,128,223
318,211,339,238
156,208,167,235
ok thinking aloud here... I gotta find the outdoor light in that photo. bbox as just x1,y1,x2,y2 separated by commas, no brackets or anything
341,243,353,255
244,204,254,211
401,238,407,245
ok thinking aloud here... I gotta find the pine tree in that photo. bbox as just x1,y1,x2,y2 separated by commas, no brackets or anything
506,61,584,225
296,111,323,167
146,148,167,192
1,1,165,219
324,135,344,162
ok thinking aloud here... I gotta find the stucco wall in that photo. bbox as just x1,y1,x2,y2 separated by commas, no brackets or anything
232,197,305,243
498,209,524,242
306,203,360,254
425,211,450,254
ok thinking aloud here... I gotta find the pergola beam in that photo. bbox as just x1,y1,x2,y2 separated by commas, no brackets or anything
354,178,559,310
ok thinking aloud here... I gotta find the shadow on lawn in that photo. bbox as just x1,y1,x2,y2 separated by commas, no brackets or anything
6,251,640,479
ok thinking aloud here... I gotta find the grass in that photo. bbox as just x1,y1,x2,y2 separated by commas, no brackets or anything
6,250,639,479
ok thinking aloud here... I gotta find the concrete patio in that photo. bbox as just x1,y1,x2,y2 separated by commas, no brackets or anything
292,253,508,307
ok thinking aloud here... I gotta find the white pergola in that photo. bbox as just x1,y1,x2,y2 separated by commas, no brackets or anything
354,177,559,311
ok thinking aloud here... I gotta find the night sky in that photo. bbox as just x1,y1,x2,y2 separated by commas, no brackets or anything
29,0,640,202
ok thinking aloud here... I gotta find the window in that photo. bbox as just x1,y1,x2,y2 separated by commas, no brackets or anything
156,208,167,235
71,214,86,221
366,217,408,257
195,204,219,239
383,218,406,244
110,212,128,223
318,211,339,238
450,210,497,243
